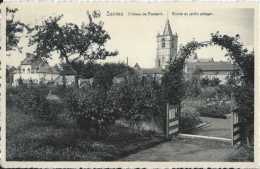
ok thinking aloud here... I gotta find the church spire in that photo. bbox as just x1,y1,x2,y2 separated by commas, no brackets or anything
163,19,173,36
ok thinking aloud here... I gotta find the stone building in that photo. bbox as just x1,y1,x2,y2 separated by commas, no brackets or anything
13,53,59,86
153,19,238,84
134,63,162,83
184,52,239,83
12,53,76,86
155,19,178,69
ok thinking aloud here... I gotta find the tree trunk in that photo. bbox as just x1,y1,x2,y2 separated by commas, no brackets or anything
64,55,70,64
62,75,66,88
75,75,79,88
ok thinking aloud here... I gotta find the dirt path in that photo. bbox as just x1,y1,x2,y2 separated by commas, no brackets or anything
121,137,234,161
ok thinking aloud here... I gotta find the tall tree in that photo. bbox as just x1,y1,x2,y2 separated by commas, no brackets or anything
162,57,186,106
29,13,118,86
6,8,30,51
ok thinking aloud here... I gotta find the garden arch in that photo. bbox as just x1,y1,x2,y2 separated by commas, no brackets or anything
165,32,254,146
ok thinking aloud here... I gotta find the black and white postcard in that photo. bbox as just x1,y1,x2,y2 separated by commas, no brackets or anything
0,2,259,168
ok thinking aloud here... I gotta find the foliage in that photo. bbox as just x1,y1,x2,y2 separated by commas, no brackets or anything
162,57,185,105
70,62,132,90
6,65,16,85
211,32,254,84
93,63,133,91
7,104,160,161
196,103,230,118
200,77,221,87
162,40,207,105
66,77,165,134
107,79,165,129
210,32,254,144
71,61,102,79
6,8,31,51
180,108,202,131
7,85,63,121
200,86,218,99
66,87,116,135
29,13,118,87
168,33,254,144
185,80,201,98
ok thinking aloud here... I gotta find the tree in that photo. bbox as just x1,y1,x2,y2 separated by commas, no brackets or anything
93,63,132,91
162,57,186,106
29,13,118,87
6,8,30,51
6,65,16,85
71,61,101,79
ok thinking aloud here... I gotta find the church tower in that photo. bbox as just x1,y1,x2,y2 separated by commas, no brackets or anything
155,19,178,69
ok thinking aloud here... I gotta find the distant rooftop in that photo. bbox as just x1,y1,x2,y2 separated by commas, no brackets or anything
19,53,76,75
38,64,59,74
21,53,47,66
142,68,162,74
134,62,162,74
195,62,239,72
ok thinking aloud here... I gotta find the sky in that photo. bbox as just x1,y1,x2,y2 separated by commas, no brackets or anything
7,3,255,68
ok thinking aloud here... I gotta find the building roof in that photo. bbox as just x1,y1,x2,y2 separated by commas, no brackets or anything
195,62,239,72
134,63,141,70
38,64,59,74
133,63,162,74
142,68,162,74
21,53,47,66
163,19,173,36
197,58,214,63
114,71,129,78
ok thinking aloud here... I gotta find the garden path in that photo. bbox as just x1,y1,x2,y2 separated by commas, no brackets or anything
121,137,234,161
183,116,232,139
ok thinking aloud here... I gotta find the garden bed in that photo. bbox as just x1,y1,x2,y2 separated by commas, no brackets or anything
6,107,165,161
197,103,230,119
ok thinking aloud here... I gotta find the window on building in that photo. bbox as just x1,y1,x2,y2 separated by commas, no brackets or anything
27,68,30,73
22,68,25,73
161,38,165,48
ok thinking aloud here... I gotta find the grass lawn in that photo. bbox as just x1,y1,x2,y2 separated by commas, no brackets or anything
6,107,164,161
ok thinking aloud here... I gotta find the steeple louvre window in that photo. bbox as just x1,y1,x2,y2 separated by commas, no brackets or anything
161,38,165,48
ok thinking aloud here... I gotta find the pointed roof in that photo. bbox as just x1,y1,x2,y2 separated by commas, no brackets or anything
21,53,45,65
163,19,173,36
134,63,141,70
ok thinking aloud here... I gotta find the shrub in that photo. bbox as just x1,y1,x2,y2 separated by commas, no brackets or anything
185,80,201,98
200,77,220,87
106,80,165,131
66,87,117,136
196,103,230,118
7,85,63,121
66,79,166,134
180,107,202,131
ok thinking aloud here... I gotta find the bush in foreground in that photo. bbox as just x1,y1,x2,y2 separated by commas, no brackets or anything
180,107,202,131
196,103,230,118
7,85,63,121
